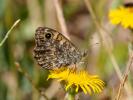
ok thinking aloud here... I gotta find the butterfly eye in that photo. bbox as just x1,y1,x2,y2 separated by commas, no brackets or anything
45,33,52,39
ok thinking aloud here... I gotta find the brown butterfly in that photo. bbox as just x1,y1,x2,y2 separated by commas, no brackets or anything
33,27,83,70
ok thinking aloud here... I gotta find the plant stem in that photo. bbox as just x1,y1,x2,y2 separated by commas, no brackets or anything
0,19,20,47
68,92,75,100
15,62,49,100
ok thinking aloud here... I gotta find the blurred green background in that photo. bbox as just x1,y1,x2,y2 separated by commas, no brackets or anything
0,0,132,100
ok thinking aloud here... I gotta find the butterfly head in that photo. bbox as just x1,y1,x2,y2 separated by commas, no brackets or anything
35,27,55,40
35,27,58,46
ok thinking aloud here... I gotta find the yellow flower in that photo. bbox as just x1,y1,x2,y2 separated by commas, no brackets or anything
109,6,133,28
48,68,104,94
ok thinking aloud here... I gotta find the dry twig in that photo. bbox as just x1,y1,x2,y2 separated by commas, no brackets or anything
115,51,133,100
53,0,70,39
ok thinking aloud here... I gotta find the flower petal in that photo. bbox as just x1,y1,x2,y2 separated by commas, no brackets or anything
48,68,104,94
109,6,133,29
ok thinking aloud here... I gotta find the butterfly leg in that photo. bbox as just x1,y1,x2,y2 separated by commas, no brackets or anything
70,64,77,72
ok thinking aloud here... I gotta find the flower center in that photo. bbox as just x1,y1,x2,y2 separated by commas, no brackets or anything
128,8,133,12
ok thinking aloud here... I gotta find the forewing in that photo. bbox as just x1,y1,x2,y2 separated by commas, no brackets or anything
33,27,82,69
53,32,82,68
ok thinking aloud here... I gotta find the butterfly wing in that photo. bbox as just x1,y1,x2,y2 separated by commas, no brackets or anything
33,27,82,69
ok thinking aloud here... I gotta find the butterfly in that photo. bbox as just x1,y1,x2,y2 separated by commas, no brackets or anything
33,27,84,70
